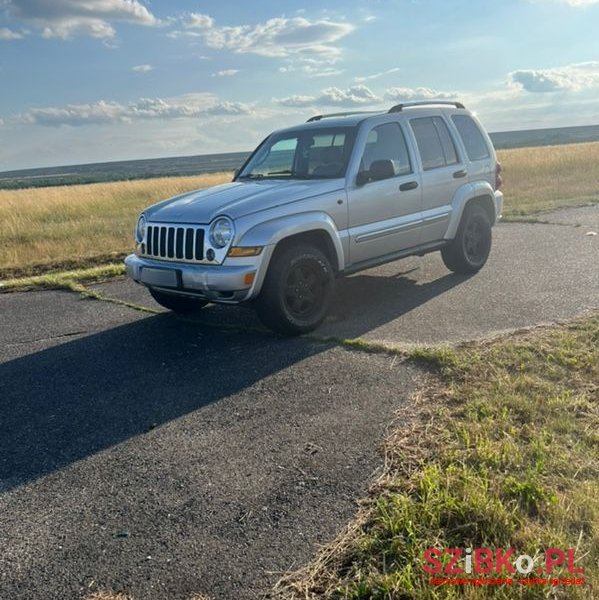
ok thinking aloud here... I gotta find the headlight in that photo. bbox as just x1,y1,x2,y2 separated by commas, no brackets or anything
209,217,234,248
135,215,147,242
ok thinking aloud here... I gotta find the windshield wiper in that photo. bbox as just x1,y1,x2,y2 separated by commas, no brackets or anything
237,173,265,180
239,170,309,180
265,170,310,179
266,169,293,176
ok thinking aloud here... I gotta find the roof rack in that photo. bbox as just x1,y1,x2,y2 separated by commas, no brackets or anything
388,101,465,113
306,101,466,123
306,110,382,123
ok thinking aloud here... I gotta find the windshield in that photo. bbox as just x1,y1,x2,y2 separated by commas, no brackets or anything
238,126,357,181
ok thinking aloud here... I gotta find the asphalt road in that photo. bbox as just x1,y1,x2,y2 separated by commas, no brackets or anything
0,206,597,600
97,205,598,345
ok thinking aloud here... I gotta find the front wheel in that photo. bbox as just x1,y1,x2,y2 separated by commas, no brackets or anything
149,288,208,314
441,204,492,274
255,244,335,335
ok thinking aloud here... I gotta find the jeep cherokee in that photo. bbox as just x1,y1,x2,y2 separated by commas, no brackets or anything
125,101,503,334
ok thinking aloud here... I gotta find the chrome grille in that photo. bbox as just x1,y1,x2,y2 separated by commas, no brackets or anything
143,224,205,262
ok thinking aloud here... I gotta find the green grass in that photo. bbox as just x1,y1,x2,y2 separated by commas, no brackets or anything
0,264,125,291
279,315,599,599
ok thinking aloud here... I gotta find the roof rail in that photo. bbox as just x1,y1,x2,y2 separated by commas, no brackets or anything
388,101,465,113
306,110,382,123
306,101,465,123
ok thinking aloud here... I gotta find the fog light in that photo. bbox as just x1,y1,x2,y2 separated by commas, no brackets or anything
206,248,216,261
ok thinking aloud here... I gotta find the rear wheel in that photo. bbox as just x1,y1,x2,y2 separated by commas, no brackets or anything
255,244,335,335
149,288,208,314
441,204,492,274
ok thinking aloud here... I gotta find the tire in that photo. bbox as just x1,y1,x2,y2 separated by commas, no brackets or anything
255,244,335,335
441,204,492,274
149,288,208,314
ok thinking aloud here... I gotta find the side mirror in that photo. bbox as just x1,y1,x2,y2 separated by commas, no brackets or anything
369,159,395,182
356,170,370,186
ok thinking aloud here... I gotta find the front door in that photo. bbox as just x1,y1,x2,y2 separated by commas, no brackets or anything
347,121,422,266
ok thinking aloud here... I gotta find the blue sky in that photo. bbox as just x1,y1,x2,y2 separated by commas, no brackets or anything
1,0,598,170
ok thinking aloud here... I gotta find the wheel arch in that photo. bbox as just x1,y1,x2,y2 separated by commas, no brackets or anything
271,230,339,272
444,182,497,240
239,212,344,273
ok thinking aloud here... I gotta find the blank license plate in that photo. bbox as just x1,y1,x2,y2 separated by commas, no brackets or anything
140,267,179,288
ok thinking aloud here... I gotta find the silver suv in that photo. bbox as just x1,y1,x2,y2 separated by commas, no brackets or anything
125,101,503,334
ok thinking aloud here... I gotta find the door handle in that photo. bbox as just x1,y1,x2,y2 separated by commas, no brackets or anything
453,169,468,179
399,181,419,192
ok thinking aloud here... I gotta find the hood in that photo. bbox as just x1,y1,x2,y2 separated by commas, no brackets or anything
145,179,344,224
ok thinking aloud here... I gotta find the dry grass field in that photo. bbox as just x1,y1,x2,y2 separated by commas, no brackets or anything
1,142,598,277
0,172,231,277
499,141,599,216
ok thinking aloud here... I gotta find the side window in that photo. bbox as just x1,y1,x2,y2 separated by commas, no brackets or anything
411,117,459,170
433,117,458,166
360,122,412,178
308,132,346,176
452,115,491,161
410,118,445,170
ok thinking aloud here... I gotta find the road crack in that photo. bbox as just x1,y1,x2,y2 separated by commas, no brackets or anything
8,329,89,346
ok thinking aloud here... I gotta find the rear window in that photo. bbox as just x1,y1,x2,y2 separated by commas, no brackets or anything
452,115,491,161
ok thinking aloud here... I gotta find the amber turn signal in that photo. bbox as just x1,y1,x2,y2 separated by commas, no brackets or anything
228,246,263,257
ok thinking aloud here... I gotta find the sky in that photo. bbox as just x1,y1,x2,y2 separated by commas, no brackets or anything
1,0,598,171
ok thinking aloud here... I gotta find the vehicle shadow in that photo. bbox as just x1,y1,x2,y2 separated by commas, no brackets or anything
187,261,471,341
0,262,470,490
324,266,470,339
0,316,328,491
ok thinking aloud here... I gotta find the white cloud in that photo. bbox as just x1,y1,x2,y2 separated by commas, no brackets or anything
278,59,344,78
276,95,318,108
166,29,201,39
204,100,251,115
132,64,153,73
384,86,459,101
20,100,127,126
4,0,158,39
0,26,25,40
354,67,400,83
277,85,379,108
17,93,252,127
508,62,599,92
174,14,354,60
184,13,214,29
211,69,240,77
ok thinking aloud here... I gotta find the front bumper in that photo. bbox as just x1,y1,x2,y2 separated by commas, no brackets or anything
124,253,268,303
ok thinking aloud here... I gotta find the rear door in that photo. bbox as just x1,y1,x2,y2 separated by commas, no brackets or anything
347,121,422,265
409,115,466,242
